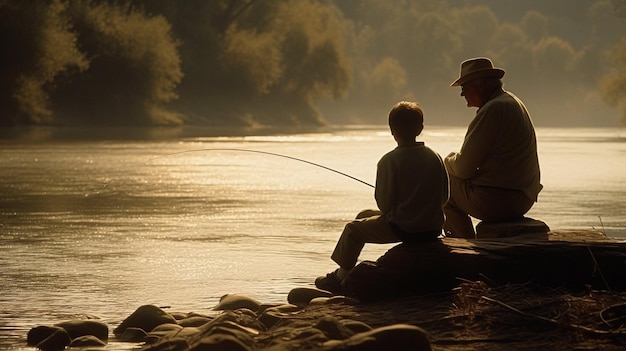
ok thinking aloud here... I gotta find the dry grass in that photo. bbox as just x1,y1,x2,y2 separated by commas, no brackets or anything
282,280,626,351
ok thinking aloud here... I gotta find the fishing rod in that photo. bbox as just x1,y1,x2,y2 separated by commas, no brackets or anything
102,148,375,189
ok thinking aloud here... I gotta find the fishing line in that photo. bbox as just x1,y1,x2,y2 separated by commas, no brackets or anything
100,148,375,190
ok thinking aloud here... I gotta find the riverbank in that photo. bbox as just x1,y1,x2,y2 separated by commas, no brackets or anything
259,281,626,350
28,281,626,351
27,230,626,351
131,282,626,350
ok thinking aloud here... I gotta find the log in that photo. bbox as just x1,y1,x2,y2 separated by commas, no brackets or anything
344,230,626,301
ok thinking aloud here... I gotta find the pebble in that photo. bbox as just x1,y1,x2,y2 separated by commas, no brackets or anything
26,290,432,351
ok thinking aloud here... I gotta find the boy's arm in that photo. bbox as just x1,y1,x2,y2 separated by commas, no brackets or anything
374,158,393,214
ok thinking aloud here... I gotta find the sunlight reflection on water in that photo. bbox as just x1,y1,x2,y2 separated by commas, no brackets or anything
0,126,625,350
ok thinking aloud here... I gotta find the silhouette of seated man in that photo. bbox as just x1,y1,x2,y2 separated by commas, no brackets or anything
444,57,543,238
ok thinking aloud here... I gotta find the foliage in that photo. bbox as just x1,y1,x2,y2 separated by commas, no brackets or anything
140,0,351,126
0,0,87,126
601,39,626,124
0,0,624,128
53,0,183,126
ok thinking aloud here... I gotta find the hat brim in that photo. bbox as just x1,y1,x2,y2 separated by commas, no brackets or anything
450,68,505,87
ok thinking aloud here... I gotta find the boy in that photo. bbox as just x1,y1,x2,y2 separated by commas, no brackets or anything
315,101,449,293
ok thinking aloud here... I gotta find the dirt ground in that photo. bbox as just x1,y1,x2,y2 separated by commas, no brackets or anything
265,281,626,351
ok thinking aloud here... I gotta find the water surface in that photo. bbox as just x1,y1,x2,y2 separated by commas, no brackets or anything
1,126,625,350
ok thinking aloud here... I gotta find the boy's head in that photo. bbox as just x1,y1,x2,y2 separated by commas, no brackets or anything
388,101,424,141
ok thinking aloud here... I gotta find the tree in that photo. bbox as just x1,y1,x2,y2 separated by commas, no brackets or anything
137,0,351,126
601,39,626,125
51,0,183,126
0,0,87,126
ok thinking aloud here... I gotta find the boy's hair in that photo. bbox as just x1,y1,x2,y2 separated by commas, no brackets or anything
388,101,424,139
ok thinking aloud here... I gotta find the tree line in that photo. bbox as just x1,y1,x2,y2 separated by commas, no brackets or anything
0,0,349,127
1,0,624,128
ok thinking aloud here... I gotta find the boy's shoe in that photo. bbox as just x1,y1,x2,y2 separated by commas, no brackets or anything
315,269,344,294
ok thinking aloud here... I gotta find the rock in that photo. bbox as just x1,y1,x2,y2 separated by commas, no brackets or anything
190,333,251,351
35,328,72,351
314,316,355,340
218,320,261,336
231,308,258,320
27,325,65,346
309,295,360,305
187,312,211,318
309,297,330,305
113,305,178,336
257,304,302,329
140,337,189,351
69,335,107,347
175,326,202,338
55,319,108,343
323,324,431,351
169,311,190,320
143,334,161,345
345,229,626,301
287,327,329,343
287,287,333,306
144,319,256,351
340,319,373,334
119,327,149,342
179,315,212,327
213,294,262,312
152,323,183,332
257,303,283,314
324,296,360,305
148,323,184,339
476,217,550,238
264,326,329,350
198,313,262,339
229,310,265,332
343,240,457,301
205,323,255,344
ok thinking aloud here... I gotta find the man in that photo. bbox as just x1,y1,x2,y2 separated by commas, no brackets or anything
315,101,449,294
444,57,542,238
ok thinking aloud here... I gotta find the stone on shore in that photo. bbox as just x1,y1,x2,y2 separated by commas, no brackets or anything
179,315,213,327
476,217,550,238
322,324,431,351
120,327,149,342
27,326,65,347
27,320,108,351
287,287,333,306
55,319,108,342
69,335,107,347
344,229,626,301
94,290,434,351
113,304,178,337
213,294,262,311
257,304,302,329
32,328,71,351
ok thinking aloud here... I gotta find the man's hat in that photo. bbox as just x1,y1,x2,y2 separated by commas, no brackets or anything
450,57,505,87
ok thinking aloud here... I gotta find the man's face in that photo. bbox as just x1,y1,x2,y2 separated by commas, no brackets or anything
460,79,483,108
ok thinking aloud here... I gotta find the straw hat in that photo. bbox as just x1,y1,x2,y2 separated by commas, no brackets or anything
450,57,505,86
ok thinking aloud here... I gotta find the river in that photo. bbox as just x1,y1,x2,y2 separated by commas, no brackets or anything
1,125,625,350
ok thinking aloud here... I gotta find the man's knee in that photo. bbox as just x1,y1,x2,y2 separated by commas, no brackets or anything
355,209,380,219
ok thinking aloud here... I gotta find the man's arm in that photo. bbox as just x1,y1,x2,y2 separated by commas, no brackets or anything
445,108,499,179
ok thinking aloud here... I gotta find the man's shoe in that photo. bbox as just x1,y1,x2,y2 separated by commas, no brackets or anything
315,270,344,294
